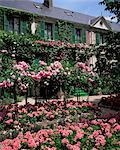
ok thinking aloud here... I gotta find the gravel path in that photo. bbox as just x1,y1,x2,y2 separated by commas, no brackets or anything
18,95,109,105
18,95,118,115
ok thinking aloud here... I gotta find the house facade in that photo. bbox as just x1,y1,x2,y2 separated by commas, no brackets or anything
0,0,120,45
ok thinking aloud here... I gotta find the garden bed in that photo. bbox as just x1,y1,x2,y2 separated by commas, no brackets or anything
98,94,120,111
0,100,120,150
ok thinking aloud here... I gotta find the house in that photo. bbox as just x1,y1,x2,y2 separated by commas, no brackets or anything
0,0,120,45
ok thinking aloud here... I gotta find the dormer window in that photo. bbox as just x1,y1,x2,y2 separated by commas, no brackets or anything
64,11,73,16
33,3,41,9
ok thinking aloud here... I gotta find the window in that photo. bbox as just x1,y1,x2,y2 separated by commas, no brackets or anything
75,28,81,42
8,17,20,33
100,34,106,44
45,23,53,40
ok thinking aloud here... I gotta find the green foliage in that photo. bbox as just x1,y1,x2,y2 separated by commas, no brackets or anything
57,21,74,43
0,31,38,63
100,0,120,22
95,31,120,94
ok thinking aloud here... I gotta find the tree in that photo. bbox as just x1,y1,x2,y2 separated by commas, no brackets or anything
100,0,120,22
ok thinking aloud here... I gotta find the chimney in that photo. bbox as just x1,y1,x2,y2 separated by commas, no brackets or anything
43,0,53,8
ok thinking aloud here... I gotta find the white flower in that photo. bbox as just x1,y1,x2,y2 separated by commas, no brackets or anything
66,67,69,70
68,72,71,75
64,72,67,75
44,81,49,86
13,42,17,44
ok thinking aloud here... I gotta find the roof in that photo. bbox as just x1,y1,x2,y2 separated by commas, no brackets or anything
0,0,120,32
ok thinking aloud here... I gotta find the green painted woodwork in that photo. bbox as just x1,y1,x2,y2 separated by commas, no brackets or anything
82,29,86,43
96,32,100,45
0,11,4,30
3,13,9,31
20,20,27,34
54,24,59,40
40,21,45,39
72,26,75,43
74,88,89,96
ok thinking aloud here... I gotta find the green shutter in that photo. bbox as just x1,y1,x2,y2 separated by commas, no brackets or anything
0,12,4,30
3,13,9,31
82,29,86,43
20,20,27,34
39,21,45,39
96,32,100,45
54,24,59,41
72,26,75,43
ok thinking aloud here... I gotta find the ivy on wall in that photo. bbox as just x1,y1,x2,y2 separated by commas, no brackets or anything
57,21,74,43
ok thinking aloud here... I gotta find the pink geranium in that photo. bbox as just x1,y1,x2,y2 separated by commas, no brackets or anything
28,137,37,148
108,118,116,124
62,138,69,145
7,113,12,118
14,121,19,125
74,130,84,141
1,146,13,150
13,138,21,150
5,119,13,125
95,135,106,147
39,60,47,66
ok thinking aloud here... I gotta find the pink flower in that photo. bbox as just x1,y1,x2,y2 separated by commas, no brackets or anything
21,108,27,114
18,132,23,139
7,113,12,118
0,80,7,88
61,130,71,137
95,135,106,147
18,115,22,119
24,131,33,139
13,138,21,150
5,119,13,125
76,62,86,69
113,125,120,132
50,141,55,145
14,121,19,125
106,132,112,138
62,138,69,145
32,111,39,117
12,75,16,79
39,60,47,66
1,146,13,150
50,115,54,119
28,137,37,148
28,113,33,118
108,118,116,124
86,66,91,72
91,120,98,125
74,130,84,141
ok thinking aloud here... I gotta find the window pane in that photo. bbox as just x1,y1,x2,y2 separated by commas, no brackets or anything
9,18,14,32
45,23,53,40
14,18,20,33
75,28,81,42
